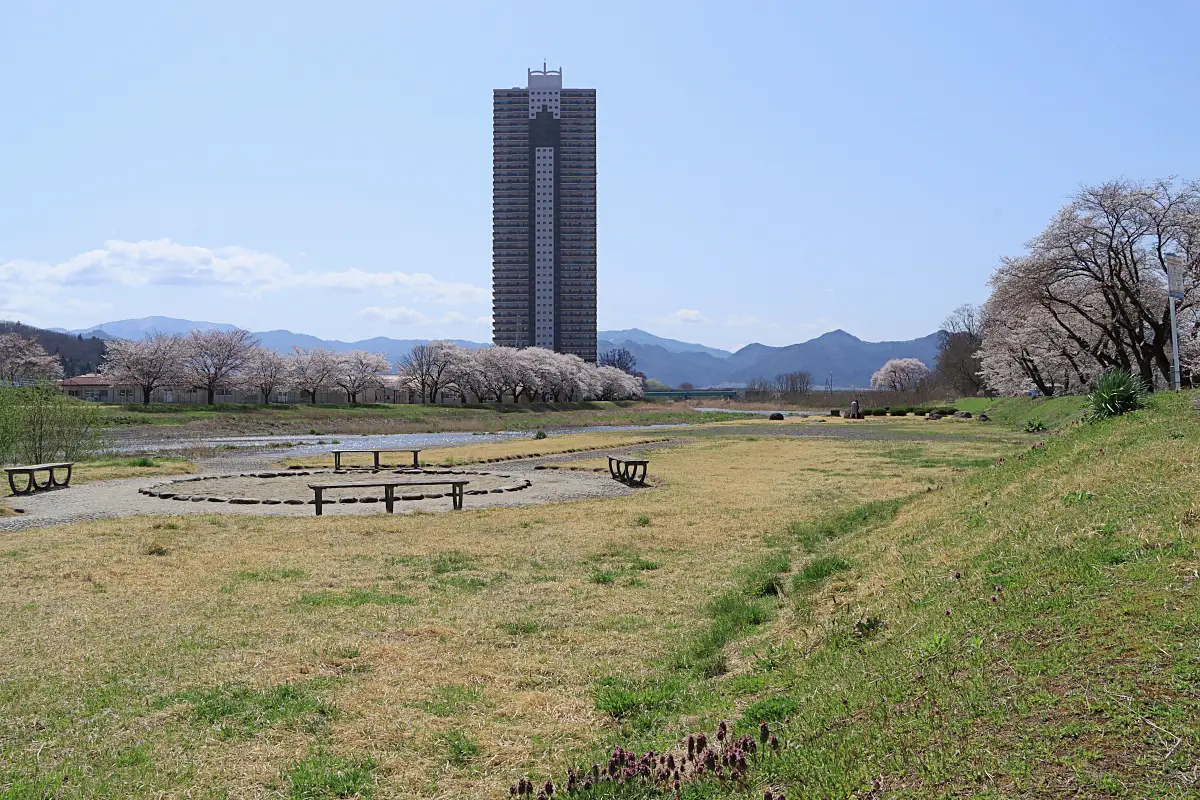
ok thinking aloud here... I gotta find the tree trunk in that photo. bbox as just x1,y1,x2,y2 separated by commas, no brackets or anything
207,387,216,405
262,389,270,405
310,390,317,405
142,386,152,405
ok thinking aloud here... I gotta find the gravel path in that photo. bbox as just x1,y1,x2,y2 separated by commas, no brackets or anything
0,463,631,533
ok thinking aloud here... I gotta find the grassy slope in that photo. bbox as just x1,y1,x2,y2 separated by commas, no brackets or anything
560,392,1199,798
956,394,1088,429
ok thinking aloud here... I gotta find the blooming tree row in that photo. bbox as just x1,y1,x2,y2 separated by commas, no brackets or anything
100,330,643,404
396,341,643,403
978,178,1200,395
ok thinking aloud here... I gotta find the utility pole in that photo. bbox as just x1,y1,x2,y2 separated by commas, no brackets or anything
1165,252,1186,391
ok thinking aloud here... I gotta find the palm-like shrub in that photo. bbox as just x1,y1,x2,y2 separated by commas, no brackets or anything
1087,368,1148,419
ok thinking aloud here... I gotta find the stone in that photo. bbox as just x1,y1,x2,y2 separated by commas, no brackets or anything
490,488,505,494
953,411,973,419
769,412,785,420
534,465,547,470
978,413,990,422
284,499,306,505
360,496,378,503
190,496,207,502
229,498,260,505
206,497,228,503
173,495,191,501
401,494,425,501
261,499,282,505
338,497,358,504
256,472,277,478
425,493,444,499
925,411,942,420
157,492,175,499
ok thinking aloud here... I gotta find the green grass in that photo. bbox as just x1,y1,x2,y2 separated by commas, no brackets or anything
956,394,1087,429
785,496,909,552
169,681,337,739
422,684,484,717
437,730,480,765
792,555,852,591
285,751,376,799
296,587,414,608
95,400,755,432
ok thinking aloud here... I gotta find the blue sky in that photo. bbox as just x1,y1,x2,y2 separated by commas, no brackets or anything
2,1,1197,350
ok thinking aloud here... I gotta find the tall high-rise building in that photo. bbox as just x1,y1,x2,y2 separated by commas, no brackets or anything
492,66,597,362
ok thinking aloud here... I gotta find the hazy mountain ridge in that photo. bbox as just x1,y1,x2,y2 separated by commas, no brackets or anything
51,317,939,388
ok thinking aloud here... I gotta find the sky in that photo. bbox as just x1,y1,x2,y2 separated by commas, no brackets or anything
2,1,1199,352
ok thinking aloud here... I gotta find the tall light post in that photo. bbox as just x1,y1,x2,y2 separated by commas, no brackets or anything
1165,251,1186,391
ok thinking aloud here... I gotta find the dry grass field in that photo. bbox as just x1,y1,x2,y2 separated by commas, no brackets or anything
3,396,1195,799
0,422,1013,799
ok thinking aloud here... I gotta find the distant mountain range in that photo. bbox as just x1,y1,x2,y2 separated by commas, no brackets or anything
49,316,940,388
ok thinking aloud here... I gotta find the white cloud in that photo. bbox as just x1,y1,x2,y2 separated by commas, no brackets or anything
653,308,709,325
0,239,489,305
358,306,430,324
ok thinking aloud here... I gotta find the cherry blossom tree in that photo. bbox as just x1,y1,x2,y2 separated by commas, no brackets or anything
334,350,390,404
180,329,257,404
870,358,932,392
100,332,183,404
0,333,65,386
241,347,290,404
289,347,341,404
984,178,1199,391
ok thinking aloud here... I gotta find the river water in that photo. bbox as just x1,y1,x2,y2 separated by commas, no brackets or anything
108,423,689,458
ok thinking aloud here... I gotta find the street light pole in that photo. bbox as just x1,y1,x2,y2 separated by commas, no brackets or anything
1165,251,1186,392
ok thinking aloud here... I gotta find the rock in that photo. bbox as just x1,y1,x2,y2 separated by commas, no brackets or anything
401,494,425,501
953,411,973,419
360,496,378,503
534,465,547,470
925,411,942,420
229,498,260,505
256,472,277,478
830,409,841,417
425,492,444,499
284,499,306,505
490,488,505,494
206,497,228,503
978,413,990,422
261,499,282,505
157,492,175,499
190,496,207,502
769,412,785,420
338,497,358,504
172,495,192,501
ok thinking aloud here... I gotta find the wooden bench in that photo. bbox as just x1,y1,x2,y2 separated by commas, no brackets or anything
4,462,75,495
607,456,649,486
308,480,468,515
330,449,422,470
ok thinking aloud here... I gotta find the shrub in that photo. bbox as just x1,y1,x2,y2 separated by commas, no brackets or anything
1088,368,1147,419
0,386,103,465
534,429,547,440
888,409,907,416
1023,418,1046,433
935,406,957,415
871,408,887,416
913,407,929,415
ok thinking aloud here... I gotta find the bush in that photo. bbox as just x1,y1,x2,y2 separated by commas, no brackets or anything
913,407,930,416
1088,368,1147,419
0,386,103,465
534,429,547,440
1023,418,1046,433
935,406,958,415
871,408,887,416
888,409,907,416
